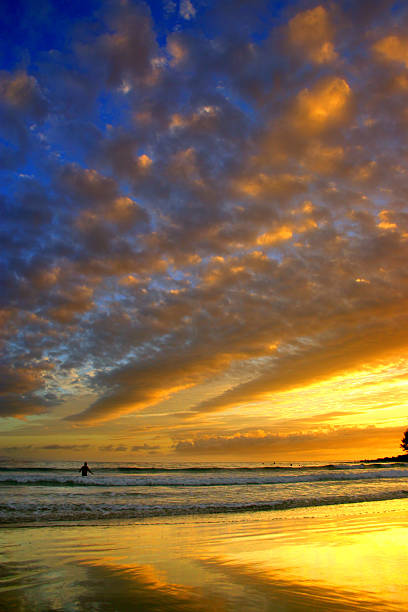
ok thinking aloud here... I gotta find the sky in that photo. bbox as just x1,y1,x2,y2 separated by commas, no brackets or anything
1,0,408,463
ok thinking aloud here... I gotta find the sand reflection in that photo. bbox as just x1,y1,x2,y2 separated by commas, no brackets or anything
199,556,399,611
72,560,227,611
0,500,407,611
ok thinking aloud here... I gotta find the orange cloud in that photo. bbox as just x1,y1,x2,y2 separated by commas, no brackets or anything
191,313,408,416
302,143,344,174
288,5,338,65
167,36,188,66
293,77,352,133
48,286,94,324
174,425,403,458
66,351,237,425
235,172,309,200
373,35,408,68
256,226,293,245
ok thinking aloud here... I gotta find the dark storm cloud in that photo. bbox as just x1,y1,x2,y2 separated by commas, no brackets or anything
2,0,408,431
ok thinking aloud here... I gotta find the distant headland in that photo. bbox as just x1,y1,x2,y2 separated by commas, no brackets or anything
361,454,408,463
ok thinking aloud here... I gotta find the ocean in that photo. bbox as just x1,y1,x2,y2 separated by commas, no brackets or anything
2,460,408,610
2,459,408,524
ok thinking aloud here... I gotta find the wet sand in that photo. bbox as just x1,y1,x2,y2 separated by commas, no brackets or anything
1,499,407,611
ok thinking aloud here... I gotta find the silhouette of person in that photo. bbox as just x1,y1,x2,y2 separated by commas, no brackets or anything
79,461,93,476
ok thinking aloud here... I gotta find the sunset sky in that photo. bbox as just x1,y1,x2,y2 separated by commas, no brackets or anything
2,0,408,462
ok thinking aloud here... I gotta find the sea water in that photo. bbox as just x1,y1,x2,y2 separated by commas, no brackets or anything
1,460,408,524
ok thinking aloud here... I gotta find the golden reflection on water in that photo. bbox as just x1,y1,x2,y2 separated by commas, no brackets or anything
1,499,407,611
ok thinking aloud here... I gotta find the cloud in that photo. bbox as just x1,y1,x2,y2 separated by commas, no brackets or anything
180,0,196,21
0,396,49,418
1,445,33,452
373,35,408,68
292,77,352,133
131,444,160,452
0,365,56,418
190,311,408,415
174,425,403,456
65,350,239,425
41,444,90,450
0,70,48,170
47,285,95,324
78,3,159,88
288,5,338,65
0,71,47,119
167,36,189,67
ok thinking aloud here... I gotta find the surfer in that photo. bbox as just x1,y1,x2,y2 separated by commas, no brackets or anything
79,461,93,477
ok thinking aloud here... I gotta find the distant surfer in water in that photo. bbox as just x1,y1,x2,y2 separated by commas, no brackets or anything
79,462,93,476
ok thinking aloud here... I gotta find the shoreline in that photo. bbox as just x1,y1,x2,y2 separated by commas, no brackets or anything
2,487,408,527
1,494,408,526
0,494,405,527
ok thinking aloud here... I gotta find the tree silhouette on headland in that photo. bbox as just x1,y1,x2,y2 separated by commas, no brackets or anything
362,430,408,462
401,429,408,453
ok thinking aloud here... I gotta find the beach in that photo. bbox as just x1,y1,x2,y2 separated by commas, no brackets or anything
1,498,408,611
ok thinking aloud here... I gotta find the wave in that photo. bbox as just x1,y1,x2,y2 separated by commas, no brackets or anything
0,465,327,473
0,462,406,474
2,467,408,487
1,489,408,524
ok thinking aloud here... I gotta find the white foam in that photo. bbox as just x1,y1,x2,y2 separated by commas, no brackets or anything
1,488,408,523
1,467,408,487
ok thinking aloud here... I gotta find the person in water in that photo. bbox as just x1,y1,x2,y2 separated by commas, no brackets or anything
79,462,93,476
